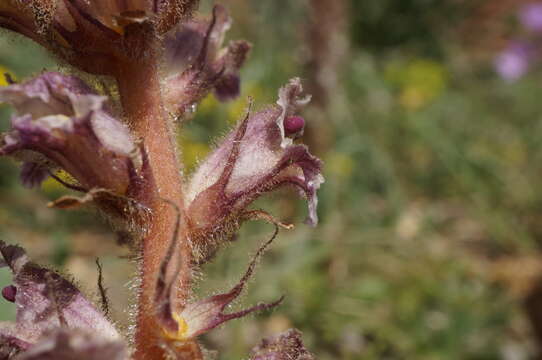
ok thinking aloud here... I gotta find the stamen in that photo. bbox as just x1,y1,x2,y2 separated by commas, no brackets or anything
1,285,16,302
284,116,305,135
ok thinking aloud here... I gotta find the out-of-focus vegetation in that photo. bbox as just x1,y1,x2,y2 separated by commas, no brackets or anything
4,1,542,359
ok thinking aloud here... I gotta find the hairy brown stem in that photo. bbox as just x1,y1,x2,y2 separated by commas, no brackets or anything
115,46,195,359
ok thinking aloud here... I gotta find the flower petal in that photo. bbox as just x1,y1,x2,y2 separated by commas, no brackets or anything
0,72,93,118
0,72,140,194
0,241,121,346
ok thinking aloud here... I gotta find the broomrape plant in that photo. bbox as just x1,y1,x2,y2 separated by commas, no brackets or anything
0,1,322,359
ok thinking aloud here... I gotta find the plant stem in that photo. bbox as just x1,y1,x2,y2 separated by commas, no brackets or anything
116,53,194,359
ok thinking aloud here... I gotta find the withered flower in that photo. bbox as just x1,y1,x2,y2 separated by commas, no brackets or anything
251,329,315,360
185,78,323,261
155,227,283,348
0,241,126,359
0,0,198,75
163,5,251,117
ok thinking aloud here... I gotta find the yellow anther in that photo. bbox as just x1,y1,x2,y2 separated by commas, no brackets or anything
162,313,189,341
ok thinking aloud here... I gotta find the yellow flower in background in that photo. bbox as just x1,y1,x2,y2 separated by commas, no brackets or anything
0,65,15,87
326,151,354,179
179,136,210,172
385,59,447,111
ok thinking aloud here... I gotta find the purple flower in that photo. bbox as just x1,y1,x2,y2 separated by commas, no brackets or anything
0,241,126,359
519,3,542,32
0,72,150,238
0,72,140,193
163,5,251,117
251,329,315,360
494,42,532,81
185,78,323,261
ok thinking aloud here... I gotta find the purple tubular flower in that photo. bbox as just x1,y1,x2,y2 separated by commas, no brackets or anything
0,241,125,359
163,5,251,117
156,228,283,344
0,72,150,240
185,78,323,261
494,42,532,81
251,329,315,360
0,72,141,193
519,3,542,32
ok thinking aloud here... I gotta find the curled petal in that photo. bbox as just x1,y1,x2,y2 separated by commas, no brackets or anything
276,78,312,148
0,72,93,118
251,329,315,360
158,228,283,341
186,79,323,260
0,241,121,347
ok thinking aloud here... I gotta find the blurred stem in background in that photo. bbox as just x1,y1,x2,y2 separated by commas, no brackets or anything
303,0,349,156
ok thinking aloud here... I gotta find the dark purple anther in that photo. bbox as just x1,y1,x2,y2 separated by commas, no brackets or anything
284,116,305,135
2,285,16,302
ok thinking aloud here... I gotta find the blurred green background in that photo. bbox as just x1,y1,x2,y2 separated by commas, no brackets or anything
3,0,542,359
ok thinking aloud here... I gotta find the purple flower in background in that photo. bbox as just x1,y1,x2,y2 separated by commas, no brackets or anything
494,42,533,81
520,3,542,32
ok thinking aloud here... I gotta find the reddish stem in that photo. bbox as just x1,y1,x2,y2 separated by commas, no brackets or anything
115,52,195,358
